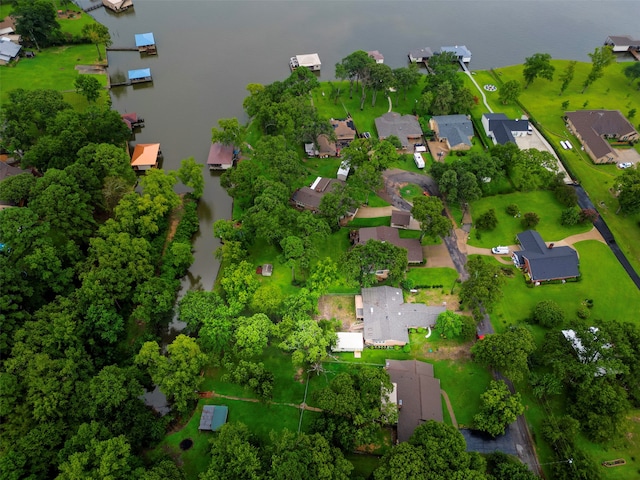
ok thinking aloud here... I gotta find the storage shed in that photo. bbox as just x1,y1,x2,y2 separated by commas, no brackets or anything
199,405,229,431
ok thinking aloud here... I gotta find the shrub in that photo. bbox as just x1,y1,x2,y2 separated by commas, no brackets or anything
577,306,591,319
401,278,415,291
522,212,540,228
532,300,565,328
476,209,498,231
579,208,599,224
402,344,411,353
560,207,580,226
554,184,578,207
505,204,520,216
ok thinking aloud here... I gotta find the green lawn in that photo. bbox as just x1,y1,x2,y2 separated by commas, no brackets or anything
346,216,390,228
399,183,423,201
367,194,391,207
406,267,459,293
492,241,640,333
467,190,592,248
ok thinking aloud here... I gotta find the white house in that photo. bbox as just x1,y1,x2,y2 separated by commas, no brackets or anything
333,332,364,354
482,113,530,145
290,53,321,72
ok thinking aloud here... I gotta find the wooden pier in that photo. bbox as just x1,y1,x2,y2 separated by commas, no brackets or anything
630,48,640,61
107,47,138,52
83,3,103,12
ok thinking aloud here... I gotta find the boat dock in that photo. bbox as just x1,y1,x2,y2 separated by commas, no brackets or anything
83,3,103,12
107,46,138,52
604,35,640,61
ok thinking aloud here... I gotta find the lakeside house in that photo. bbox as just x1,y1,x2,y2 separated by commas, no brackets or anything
355,226,424,264
128,68,152,84
289,53,321,72
385,359,443,442
207,142,236,171
360,286,445,346
331,118,357,149
565,110,639,164
440,45,472,63
368,50,384,64
481,113,530,146
130,143,161,171
102,0,134,13
375,112,423,150
604,35,640,54
429,115,474,151
512,230,580,283
291,177,345,213
134,32,156,55
408,47,434,64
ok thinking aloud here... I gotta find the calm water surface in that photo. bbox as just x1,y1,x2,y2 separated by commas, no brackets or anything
84,0,639,291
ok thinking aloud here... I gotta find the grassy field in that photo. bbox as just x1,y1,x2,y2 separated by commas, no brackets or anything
406,267,460,292
467,190,592,248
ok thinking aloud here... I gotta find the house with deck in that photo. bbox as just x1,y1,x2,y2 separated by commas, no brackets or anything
134,32,156,55
331,118,357,149
440,45,472,63
565,110,639,164
130,143,161,171
429,115,474,151
375,112,423,150
207,142,236,170
361,286,445,347
385,360,443,442
102,0,134,13
356,226,423,264
408,47,434,64
512,230,579,283
604,35,640,53
481,113,530,146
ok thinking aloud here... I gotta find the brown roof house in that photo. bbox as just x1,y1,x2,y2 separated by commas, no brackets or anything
565,110,639,164
390,210,412,229
375,112,423,150
331,118,357,149
291,177,344,213
361,286,445,346
385,359,443,442
207,142,236,170
357,226,423,264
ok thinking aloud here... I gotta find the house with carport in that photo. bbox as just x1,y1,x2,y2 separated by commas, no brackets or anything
429,115,473,151
375,112,423,150
361,286,445,346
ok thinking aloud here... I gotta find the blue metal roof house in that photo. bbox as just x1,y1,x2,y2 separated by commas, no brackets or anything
440,45,472,63
134,33,156,54
128,68,152,84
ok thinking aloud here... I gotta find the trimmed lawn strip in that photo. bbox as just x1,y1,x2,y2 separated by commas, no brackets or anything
491,241,640,334
406,267,460,293
399,183,423,201
467,190,591,248
367,194,390,207
347,216,390,228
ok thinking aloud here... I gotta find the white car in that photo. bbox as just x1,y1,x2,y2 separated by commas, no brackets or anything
618,162,633,169
491,246,510,255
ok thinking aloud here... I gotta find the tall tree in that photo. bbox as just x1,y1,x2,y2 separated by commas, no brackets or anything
471,325,536,381
74,75,102,103
498,80,522,105
411,196,452,241
337,50,375,99
12,0,61,50
341,239,408,287
211,117,246,148
615,167,640,214
174,156,204,198
81,23,112,61
522,53,555,88
135,335,207,414
200,423,262,480
367,63,394,107
459,256,505,320
392,63,421,101
473,380,524,437
582,45,615,93
558,60,577,95
623,62,640,87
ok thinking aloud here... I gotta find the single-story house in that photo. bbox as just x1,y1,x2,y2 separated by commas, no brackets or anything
408,47,433,64
0,37,21,65
368,50,384,64
317,134,337,158
565,110,639,164
290,53,321,72
128,68,152,84
361,286,445,346
375,112,423,150
134,32,156,54
604,35,640,52
512,230,579,283
481,113,530,145
130,143,161,171
333,332,364,356
291,177,345,213
199,405,229,431
391,210,412,229
440,45,472,63
357,226,423,264
331,118,357,148
385,359,443,442
102,0,134,13
429,115,473,150
207,142,235,170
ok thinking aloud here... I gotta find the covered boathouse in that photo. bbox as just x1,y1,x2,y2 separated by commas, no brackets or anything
128,68,153,84
134,32,156,55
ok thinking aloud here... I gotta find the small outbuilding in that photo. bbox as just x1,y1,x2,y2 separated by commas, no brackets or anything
130,143,161,171
207,142,235,170
261,264,273,277
337,161,350,181
333,332,364,357
0,37,21,65
290,53,321,72
134,32,156,54
128,68,152,84
391,210,412,229
102,0,134,13
199,405,229,431
368,50,384,64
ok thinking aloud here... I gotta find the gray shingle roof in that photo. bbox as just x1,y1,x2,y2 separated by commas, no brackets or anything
514,230,579,282
362,286,445,344
374,113,423,148
431,115,473,147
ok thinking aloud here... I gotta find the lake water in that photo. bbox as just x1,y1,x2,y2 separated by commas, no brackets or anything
77,0,638,412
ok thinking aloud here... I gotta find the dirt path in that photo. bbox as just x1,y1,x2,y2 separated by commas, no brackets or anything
198,391,323,412
440,389,458,428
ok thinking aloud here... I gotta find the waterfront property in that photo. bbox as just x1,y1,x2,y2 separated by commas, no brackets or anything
130,143,161,171
360,286,445,346
207,142,235,170
291,177,345,213
120,112,145,131
331,117,357,149
374,112,423,150
198,405,229,432
440,45,472,63
134,32,157,55
565,110,639,164
512,230,580,284
289,53,321,72
385,359,443,442
102,0,134,13
429,115,474,151
408,47,434,64
355,226,423,264
604,35,640,60
128,68,153,84
368,50,384,64
481,113,530,146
